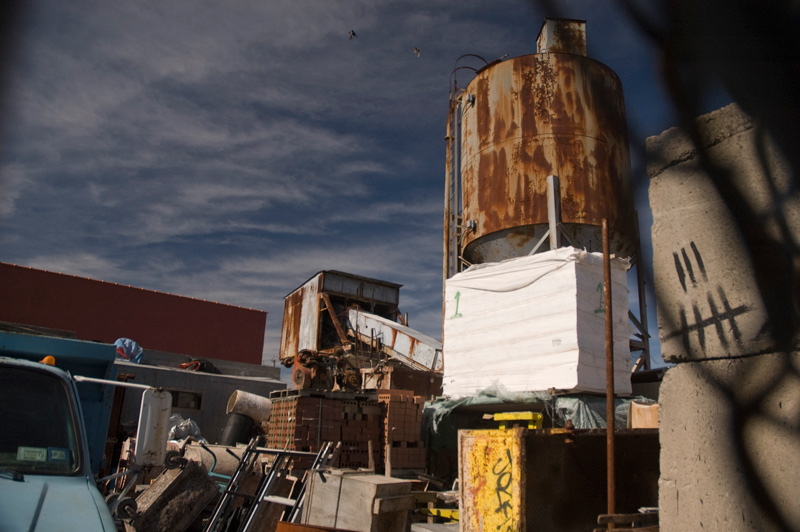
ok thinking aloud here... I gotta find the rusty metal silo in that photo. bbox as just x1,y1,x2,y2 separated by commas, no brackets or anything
446,18,637,267
443,18,651,369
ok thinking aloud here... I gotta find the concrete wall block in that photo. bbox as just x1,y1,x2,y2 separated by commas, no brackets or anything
659,353,800,532
647,103,799,362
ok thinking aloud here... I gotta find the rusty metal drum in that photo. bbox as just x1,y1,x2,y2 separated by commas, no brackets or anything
459,50,636,263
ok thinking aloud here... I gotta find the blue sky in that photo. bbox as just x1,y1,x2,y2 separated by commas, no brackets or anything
0,1,719,370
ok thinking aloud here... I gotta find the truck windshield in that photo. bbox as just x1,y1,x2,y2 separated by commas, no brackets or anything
0,366,82,475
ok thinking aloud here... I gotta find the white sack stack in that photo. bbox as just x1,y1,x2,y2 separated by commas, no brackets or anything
442,247,632,399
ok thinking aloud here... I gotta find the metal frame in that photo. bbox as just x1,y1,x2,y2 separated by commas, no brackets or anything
204,439,340,532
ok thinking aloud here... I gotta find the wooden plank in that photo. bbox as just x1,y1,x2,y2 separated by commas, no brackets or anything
593,527,658,532
411,491,441,504
598,512,658,525
320,293,349,344
262,495,296,507
372,495,416,514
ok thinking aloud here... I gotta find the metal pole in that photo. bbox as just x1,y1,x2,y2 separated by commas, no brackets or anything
443,98,454,320
73,375,156,391
603,218,616,526
633,213,651,370
547,175,561,250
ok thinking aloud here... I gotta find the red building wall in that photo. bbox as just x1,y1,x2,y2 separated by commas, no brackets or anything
0,263,267,365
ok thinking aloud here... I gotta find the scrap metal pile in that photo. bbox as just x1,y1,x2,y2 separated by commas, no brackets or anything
278,271,443,392
102,386,445,532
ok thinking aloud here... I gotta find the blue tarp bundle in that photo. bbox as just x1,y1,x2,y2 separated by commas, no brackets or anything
114,338,143,364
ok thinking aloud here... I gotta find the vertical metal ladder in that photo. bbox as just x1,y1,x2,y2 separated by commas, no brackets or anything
204,438,340,532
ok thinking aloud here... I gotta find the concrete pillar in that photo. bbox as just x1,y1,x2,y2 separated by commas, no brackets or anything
648,103,800,532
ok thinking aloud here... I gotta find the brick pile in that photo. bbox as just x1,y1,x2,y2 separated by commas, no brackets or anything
266,391,381,469
266,389,427,471
379,390,425,470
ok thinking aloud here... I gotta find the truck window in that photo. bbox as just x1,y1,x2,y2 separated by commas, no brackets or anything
0,366,82,475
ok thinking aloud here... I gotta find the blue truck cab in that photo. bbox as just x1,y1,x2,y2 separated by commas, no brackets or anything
0,356,117,531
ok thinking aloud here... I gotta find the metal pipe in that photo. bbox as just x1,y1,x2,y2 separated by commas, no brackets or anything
452,96,463,278
547,175,561,250
226,390,272,423
443,96,456,338
73,375,156,391
603,218,616,525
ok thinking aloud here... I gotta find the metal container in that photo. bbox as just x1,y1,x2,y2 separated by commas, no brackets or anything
279,271,401,363
459,19,636,263
219,412,254,446
459,428,528,532
135,388,172,467
458,427,660,532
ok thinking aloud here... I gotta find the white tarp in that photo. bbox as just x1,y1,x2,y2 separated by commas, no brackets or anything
442,247,632,398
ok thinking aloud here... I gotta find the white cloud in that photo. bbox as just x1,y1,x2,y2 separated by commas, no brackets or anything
23,253,127,282
327,197,442,224
334,161,391,178
0,165,29,218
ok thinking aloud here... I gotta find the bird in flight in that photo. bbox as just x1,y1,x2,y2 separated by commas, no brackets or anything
413,47,421,57
349,30,357,40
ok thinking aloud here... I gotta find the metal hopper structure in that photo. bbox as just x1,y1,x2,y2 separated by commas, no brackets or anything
279,270,443,391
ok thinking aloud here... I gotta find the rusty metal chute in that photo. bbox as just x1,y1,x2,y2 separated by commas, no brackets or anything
346,308,443,373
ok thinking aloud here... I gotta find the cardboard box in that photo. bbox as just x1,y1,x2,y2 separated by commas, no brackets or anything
627,401,659,429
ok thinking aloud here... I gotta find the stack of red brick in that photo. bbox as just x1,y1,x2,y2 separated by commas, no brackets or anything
266,391,381,469
266,389,427,472
379,390,425,470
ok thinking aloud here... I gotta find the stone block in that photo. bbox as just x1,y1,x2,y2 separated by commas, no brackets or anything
658,353,800,532
647,103,799,362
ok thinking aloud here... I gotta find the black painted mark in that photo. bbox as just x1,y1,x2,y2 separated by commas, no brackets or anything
681,248,697,286
673,241,707,292
706,293,726,348
668,241,746,353
704,286,745,349
673,252,687,291
691,304,705,350
665,285,748,352
715,286,744,346
492,448,514,530
690,241,708,281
